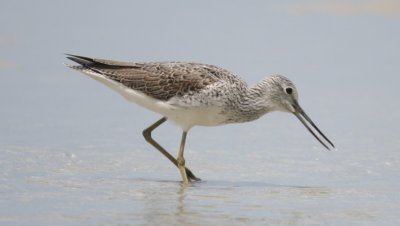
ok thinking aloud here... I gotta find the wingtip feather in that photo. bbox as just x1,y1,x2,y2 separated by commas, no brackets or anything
65,54,95,66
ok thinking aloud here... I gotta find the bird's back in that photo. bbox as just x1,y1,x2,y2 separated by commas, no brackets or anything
66,55,246,101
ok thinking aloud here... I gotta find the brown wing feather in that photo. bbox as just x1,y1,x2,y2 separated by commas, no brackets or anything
102,65,218,100
67,55,222,101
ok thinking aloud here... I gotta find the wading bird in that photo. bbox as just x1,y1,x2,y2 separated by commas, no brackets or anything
66,55,334,183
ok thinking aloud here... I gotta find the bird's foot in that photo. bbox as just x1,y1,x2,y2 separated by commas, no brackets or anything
185,167,201,182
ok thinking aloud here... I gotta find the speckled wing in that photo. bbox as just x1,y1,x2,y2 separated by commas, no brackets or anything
66,55,223,101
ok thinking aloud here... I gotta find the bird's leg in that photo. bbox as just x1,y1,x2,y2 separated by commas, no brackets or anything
142,117,200,181
177,131,189,184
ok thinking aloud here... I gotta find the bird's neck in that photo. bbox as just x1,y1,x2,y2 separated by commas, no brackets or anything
232,78,278,122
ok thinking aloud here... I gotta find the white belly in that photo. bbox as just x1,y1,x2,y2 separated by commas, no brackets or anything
163,105,228,130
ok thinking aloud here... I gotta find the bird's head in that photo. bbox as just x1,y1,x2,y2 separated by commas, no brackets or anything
265,75,335,150
265,75,299,113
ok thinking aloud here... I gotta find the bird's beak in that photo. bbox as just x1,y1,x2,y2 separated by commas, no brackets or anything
292,101,335,150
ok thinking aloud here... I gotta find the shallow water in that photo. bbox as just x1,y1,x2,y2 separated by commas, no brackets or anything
1,133,399,226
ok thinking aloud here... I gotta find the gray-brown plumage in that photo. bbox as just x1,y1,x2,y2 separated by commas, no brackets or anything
66,54,334,183
66,54,242,101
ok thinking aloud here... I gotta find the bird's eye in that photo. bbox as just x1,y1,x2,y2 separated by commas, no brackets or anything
285,87,293,94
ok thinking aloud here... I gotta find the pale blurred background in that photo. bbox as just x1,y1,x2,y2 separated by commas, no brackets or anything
1,1,399,225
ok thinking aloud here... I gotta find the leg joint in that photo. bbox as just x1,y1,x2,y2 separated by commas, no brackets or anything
177,156,185,167
142,129,152,142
